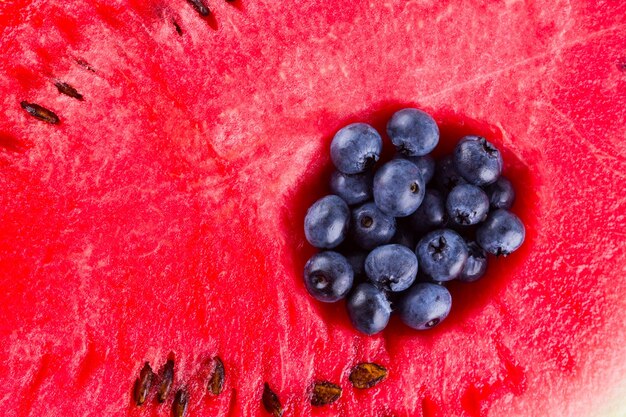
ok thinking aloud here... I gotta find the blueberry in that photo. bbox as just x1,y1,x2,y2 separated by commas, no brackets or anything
398,282,452,330
329,170,372,205
373,159,425,217
446,184,490,226
346,283,392,335
435,155,467,193
365,244,418,292
386,108,439,156
485,177,515,209
458,242,488,282
416,229,468,281
476,209,525,256
453,136,503,186
330,123,383,174
397,154,435,184
350,202,396,250
304,195,350,249
409,189,447,234
304,252,354,302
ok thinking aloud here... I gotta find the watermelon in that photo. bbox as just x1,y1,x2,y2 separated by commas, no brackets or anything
1,0,625,416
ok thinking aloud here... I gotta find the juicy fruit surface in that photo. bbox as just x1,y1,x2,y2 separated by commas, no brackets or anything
0,2,625,417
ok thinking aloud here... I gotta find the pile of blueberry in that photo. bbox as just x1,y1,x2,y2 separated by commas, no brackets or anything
303,109,525,335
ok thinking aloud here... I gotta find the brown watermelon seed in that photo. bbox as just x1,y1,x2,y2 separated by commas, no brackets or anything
20,102,59,124
54,81,84,101
311,381,342,407
158,358,175,403
262,383,283,417
133,362,154,406
186,0,210,16
172,389,188,417
173,20,183,35
75,58,96,72
349,363,388,389
208,356,225,395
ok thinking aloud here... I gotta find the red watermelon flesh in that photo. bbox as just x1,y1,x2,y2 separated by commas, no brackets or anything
1,0,626,416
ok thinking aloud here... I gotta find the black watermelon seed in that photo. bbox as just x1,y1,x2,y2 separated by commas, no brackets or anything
262,383,283,417
54,81,84,101
75,58,96,72
158,358,175,403
208,356,225,395
186,0,210,16
20,102,59,124
173,20,183,35
133,362,154,406
173,389,188,417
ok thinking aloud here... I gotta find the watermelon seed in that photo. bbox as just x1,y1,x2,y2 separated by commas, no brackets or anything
262,383,283,417
20,102,59,124
158,358,175,403
208,356,225,395
75,58,96,72
618,57,626,72
172,389,188,417
54,81,84,101
349,363,388,389
173,20,183,35
310,381,342,407
186,0,210,16
133,362,154,406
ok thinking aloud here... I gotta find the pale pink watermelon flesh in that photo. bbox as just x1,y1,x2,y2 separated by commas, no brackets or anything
1,1,626,416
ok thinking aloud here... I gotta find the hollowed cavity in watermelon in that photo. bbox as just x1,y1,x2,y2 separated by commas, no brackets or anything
1,1,625,417
286,105,536,329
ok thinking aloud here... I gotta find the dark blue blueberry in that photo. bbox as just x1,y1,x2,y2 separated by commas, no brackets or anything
373,159,425,217
485,177,515,209
416,229,468,281
397,154,435,184
398,282,452,330
476,209,525,256
304,252,354,302
446,184,490,226
386,108,439,156
409,189,447,234
350,202,396,250
453,136,503,186
330,123,382,174
365,244,418,292
329,170,372,205
435,155,467,193
304,195,350,249
346,283,391,335
458,242,488,282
